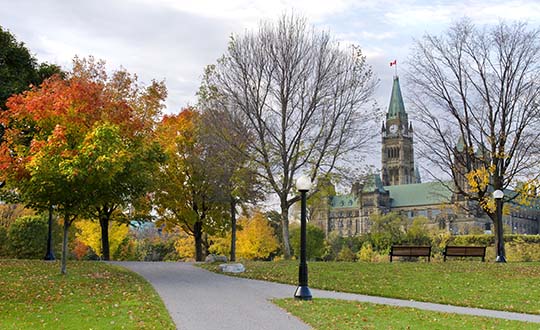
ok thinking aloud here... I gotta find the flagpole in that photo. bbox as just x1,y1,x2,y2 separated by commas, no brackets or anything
390,59,398,77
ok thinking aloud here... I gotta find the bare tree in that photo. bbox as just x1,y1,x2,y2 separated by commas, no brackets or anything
201,14,377,258
408,19,540,262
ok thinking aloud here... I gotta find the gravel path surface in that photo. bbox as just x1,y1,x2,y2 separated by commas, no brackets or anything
113,262,540,330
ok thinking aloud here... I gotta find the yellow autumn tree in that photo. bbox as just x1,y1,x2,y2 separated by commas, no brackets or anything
174,232,195,261
236,212,279,260
75,220,128,259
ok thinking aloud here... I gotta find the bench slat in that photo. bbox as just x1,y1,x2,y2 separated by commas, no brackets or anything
444,246,486,262
390,246,431,262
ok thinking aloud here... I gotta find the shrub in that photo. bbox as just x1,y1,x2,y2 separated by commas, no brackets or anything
450,234,494,246
72,239,90,260
323,231,345,261
7,215,48,259
358,242,374,262
0,226,8,257
137,238,178,261
337,246,356,261
114,238,138,261
440,234,540,262
511,244,540,261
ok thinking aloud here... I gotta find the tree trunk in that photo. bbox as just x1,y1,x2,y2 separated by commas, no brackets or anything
44,205,55,260
230,198,237,262
280,202,291,259
61,216,70,275
194,221,204,261
99,216,110,261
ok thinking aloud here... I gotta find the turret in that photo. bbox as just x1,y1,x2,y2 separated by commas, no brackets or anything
381,76,416,186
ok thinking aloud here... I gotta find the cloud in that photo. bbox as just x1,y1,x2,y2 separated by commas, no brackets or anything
383,0,540,28
2,0,539,114
132,0,356,24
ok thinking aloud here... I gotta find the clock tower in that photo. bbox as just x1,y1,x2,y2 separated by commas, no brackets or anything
381,76,416,186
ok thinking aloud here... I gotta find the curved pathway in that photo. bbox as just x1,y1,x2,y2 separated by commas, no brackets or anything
113,262,540,330
113,262,310,330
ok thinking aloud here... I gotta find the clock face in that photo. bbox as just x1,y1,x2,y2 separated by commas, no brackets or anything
389,124,398,134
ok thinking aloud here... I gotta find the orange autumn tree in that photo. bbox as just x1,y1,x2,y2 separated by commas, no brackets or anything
70,58,167,261
0,57,166,273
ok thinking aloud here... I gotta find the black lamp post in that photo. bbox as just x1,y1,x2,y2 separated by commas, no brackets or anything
294,175,312,300
44,205,55,261
230,197,237,262
493,189,506,263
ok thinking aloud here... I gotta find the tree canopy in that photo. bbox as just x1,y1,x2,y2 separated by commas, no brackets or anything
154,108,230,261
408,19,540,261
0,57,166,271
201,14,377,258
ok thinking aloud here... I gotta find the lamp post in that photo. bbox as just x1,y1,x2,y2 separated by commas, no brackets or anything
294,175,312,300
493,189,506,263
44,205,55,261
230,196,237,262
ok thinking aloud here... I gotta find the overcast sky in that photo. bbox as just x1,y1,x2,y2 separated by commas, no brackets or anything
2,0,540,116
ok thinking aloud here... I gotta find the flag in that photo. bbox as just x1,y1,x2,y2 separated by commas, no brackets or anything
390,59,397,66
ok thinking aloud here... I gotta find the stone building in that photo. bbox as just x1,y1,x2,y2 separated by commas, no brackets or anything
311,76,540,237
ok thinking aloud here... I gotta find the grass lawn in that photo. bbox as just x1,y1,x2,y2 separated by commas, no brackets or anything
0,260,175,330
200,260,540,314
274,298,539,330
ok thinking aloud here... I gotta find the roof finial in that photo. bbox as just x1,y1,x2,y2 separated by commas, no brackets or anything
390,59,398,77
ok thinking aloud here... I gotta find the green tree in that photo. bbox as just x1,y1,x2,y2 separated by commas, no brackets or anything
405,216,431,245
290,223,325,260
323,231,346,261
70,57,167,261
369,212,406,252
0,26,62,142
154,108,229,261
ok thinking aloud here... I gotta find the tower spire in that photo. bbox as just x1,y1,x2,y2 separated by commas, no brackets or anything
386,76,407,121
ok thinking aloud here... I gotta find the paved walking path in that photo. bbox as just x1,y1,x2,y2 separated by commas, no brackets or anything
113,262,540,330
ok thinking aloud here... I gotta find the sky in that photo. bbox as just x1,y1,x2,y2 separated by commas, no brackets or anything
3,0,540,116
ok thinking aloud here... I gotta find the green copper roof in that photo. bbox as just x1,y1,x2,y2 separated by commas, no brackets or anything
384,182,452,207
329,195,358,209
456,136,465,152
476,144,488,158
362,174,387,193
387,76,407,120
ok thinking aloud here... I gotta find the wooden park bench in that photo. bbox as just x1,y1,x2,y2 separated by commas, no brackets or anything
443,246,486,262
389,245,431,262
